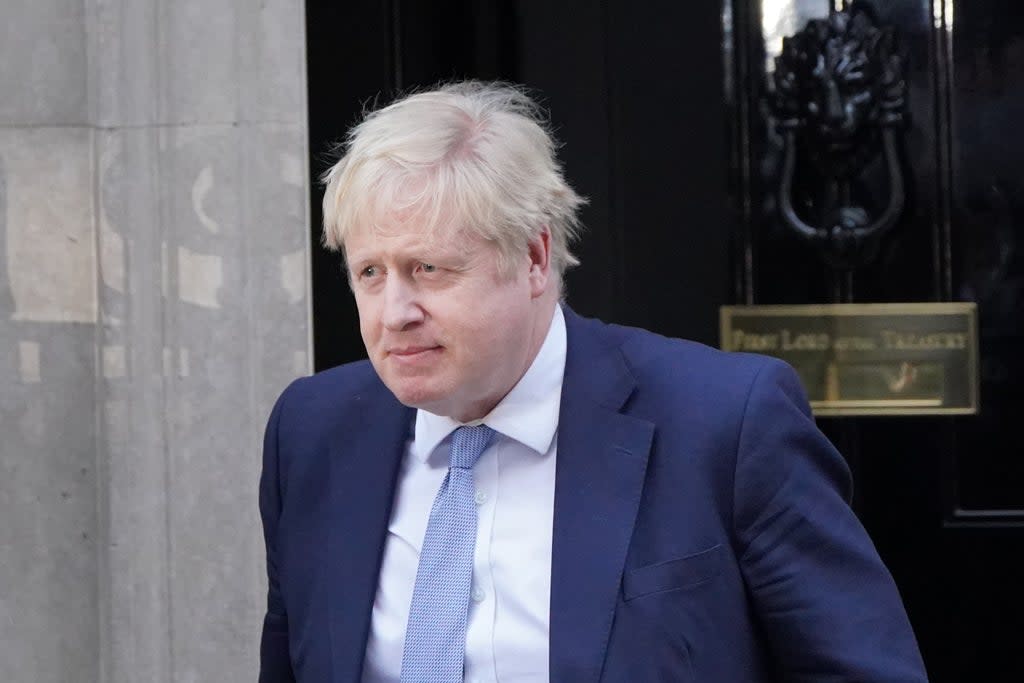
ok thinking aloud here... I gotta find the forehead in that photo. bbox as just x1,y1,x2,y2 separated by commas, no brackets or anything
343,219,478,262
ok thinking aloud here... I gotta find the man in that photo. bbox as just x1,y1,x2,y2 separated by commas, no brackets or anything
259,81,928,682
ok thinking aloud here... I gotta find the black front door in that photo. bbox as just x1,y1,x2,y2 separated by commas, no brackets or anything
306,2,1024,680
726,2,1024,680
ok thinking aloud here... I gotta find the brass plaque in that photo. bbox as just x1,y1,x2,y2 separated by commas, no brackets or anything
719,303,979,416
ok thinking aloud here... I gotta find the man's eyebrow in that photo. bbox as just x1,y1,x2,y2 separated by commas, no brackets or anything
344,249,373,265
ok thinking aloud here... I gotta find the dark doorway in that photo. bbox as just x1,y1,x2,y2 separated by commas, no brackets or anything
727,1,1024,682
305,2,1024,681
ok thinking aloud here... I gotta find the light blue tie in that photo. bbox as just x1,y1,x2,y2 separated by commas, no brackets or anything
400,424,495,683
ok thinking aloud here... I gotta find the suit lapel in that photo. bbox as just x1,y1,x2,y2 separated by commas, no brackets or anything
325,382,414,682
550,310,655,682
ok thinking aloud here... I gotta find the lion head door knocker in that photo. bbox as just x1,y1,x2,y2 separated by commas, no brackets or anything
770,6,908,277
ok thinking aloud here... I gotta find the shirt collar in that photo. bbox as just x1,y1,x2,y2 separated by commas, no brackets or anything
412,304,567,463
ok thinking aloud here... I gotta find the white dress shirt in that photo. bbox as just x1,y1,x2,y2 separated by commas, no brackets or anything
361,305,566,683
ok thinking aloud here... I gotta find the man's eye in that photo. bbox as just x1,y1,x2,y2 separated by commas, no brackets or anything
420,263,437,273
360,265,378,278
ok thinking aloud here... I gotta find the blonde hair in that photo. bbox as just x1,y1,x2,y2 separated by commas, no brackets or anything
321,81,586,281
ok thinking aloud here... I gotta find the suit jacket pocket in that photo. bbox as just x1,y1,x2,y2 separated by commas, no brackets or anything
623,544,724,601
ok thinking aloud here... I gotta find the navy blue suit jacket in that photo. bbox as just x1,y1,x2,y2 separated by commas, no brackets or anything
259,308,928,682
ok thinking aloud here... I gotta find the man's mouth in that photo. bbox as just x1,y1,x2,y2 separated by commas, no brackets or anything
387,346,443,363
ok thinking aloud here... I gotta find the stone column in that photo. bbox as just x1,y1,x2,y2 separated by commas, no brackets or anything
0,1,311,681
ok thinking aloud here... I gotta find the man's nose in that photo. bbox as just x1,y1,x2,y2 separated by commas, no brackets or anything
381,277,425,331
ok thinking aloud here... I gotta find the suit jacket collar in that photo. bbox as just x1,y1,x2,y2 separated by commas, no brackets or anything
550,308,655,682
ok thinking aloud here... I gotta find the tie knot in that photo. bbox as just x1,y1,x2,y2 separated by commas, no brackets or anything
448,424,495,470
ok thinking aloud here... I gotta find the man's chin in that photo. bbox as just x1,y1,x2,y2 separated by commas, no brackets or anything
384,380,450,414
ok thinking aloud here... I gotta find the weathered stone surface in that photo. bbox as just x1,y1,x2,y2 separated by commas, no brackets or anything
0,1,310,681
0,125,100,683
0,323,99,683
0,128,97,324
0,0,88,125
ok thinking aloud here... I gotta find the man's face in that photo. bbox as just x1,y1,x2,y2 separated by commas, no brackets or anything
345,220,553,422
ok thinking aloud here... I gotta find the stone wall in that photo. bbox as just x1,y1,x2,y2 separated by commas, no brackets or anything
0,1,311,680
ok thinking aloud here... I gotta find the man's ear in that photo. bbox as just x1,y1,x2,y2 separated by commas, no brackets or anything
526,226,552,298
